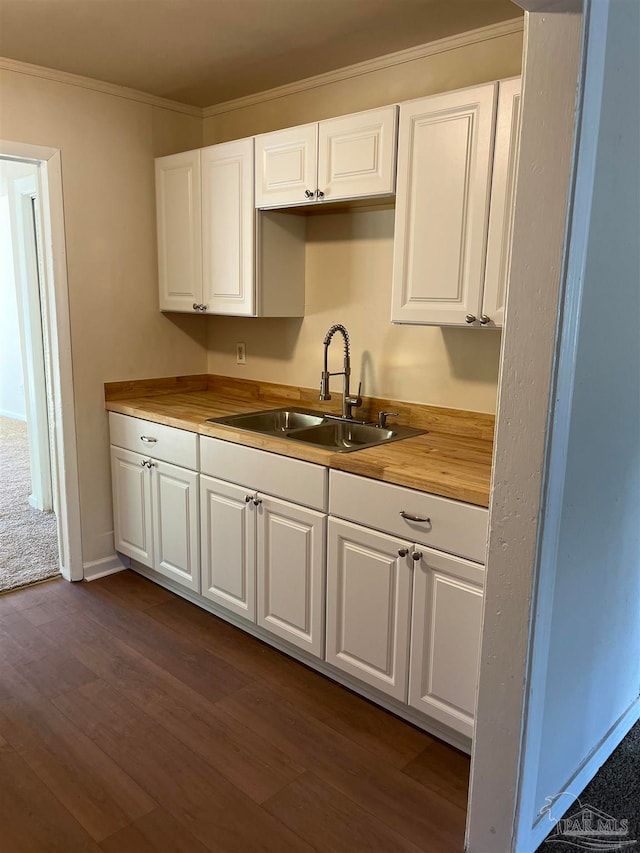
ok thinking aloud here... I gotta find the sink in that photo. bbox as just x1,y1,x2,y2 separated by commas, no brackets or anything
207,408,325,434
288,421,424,452
207,407,424,453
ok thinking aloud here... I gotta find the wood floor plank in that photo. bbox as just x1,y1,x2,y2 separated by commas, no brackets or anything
0,663,156,842
216,682,467,852
67,583,253,703
90,570,175,611
0,746,103,853
99,808,212,853
53,679,315,853
265,771,426,853
402,741,471,811
39,612,306,804
149,597,432,768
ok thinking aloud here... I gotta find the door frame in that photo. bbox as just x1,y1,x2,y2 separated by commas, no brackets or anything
7,170,54,512
1,140,83,582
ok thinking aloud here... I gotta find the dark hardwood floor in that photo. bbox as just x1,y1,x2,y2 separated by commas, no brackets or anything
0,572,470,852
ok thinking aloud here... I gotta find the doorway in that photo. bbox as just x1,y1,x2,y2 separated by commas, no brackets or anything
0,158,59,591
0,141,83,585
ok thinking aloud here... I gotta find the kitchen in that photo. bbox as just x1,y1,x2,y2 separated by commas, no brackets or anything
0,1,637,851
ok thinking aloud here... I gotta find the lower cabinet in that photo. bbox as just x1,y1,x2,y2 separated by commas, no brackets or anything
326,515,484,737
110,445,200,592
200,472,326,657
326,518,412,701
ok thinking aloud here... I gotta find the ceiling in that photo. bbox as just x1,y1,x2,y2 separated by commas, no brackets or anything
0,0,521,108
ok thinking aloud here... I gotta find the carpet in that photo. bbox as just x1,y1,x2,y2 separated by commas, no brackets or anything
537,720,640,852
0,415,60,593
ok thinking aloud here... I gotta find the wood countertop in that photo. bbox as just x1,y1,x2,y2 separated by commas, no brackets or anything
105,375,495,508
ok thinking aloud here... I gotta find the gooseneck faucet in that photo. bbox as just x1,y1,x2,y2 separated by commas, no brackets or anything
319,324,362,419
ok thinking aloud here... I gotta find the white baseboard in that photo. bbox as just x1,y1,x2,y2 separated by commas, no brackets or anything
529,695,640,850
0,408,27,421
83,553,130,581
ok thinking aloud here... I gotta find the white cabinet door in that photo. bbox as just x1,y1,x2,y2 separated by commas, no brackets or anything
317,106,398,202
409,547,484,738
392,83,497,325
201,139,255,316
482,77,522,328
257,496,326,657
110,446,153,568
155,149,202,312
326,517,413,700
255,123,318,208
152,460,200,592
200,475,256,621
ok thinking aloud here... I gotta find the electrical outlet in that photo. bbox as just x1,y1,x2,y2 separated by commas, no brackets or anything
236,342,247,365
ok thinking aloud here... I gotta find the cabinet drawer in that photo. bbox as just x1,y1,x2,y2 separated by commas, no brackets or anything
200,437,327,511
109,412,198,470
329,470,487,563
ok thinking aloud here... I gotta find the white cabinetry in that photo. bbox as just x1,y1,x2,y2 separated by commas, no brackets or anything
391,78,521,328
200,438,327,657
326,518,412,701
155,150,202,312
255,106,397,208
409,548,484,739
327,470,487,737
109,413,200,592
155,142,305,317
482,77,522,327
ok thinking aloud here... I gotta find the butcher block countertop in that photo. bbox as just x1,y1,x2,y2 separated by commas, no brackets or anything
105,374,495,508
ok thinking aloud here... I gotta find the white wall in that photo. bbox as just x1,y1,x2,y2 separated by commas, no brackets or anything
0,68,206,567
0,189,26,419
533,0,640,817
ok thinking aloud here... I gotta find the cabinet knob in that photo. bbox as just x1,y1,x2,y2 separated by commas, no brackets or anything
245,494,252,503
193,303,199,311
465,314,477,324
200,304,208,312
316,189,325,199
252,494,262,506
480,315,491,325
412,551,423,562
140,459,148,467
304,189,314,199
398,548,409,557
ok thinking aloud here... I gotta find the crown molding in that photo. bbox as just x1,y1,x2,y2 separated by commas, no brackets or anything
0,56,202,117
202,17,524,118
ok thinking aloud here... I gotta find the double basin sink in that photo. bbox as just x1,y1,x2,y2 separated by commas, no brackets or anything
206,407,424,453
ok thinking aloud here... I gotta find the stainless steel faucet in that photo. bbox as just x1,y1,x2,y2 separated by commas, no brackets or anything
319,324,362,419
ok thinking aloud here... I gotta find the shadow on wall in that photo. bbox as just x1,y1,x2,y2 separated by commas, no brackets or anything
162,311,209,351
206,317,304,364
441,326,502,384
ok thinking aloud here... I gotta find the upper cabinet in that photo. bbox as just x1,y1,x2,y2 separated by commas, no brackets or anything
482,78,522,328
156,149,202,312
255,106,398,209
155,140,304,317
391,78,521,328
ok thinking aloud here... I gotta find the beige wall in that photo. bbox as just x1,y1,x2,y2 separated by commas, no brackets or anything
0,69,206,565
204,30,522,412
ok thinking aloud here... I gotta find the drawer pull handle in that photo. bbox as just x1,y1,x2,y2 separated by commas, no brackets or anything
140,436,157,443
400,511,431,524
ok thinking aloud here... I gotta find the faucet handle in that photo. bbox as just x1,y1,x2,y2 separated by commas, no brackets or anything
377,411,399,428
